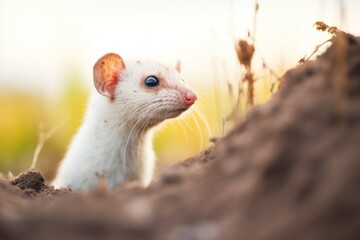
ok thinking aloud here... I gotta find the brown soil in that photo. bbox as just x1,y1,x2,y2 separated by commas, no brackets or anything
1,33,360,240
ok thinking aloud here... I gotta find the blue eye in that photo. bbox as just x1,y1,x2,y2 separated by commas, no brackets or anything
144,76,159,87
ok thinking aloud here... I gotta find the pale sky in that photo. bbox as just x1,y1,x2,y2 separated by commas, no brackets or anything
0,0,359,98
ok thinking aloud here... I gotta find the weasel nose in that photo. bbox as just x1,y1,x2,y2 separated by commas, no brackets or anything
183,91,197,105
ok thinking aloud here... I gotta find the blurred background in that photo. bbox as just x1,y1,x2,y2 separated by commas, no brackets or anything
1,0,359,179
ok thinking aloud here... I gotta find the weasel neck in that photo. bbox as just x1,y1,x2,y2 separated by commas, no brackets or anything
81,94,155,182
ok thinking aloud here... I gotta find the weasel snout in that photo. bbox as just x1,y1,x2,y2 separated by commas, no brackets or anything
183,91,197,106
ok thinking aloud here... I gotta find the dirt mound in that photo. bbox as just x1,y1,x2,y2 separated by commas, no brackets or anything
1,33,360,240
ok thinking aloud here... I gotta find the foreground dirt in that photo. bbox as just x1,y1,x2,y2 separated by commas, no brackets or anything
1,33,360,240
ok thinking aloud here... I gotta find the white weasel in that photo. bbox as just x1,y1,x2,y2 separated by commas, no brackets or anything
52,53,197,191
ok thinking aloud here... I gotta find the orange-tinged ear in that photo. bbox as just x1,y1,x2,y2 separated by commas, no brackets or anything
93,53,126,98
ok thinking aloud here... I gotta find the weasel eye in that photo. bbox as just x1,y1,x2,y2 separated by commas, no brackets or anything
144,76,159,87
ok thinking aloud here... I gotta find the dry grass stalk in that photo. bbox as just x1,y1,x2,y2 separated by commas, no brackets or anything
298,21,339,65
31,120,67,169
228,0,258,121
0,171,14,180
225,0,259,129
235,39,255,109
298,39,332,65
236,38,256,108
262,60,281,94
253,1,259,46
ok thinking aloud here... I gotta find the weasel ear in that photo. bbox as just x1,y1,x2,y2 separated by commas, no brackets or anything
175,60,181,73
93,53,126,98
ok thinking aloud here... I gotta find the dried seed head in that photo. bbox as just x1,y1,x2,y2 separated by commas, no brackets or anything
314,21,329,31
235,39,255,69
328,26,339,35
314,21,338,35
298,56,306,65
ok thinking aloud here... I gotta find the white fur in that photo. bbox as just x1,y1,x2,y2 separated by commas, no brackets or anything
52,59,195,191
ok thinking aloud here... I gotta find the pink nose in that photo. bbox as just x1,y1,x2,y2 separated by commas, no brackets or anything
183,91,197,105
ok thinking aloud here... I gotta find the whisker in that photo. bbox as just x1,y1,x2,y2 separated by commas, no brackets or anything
196,91,210,97
180,111,193,129
189,110,203,151
177,118,189,144
193,105,212,138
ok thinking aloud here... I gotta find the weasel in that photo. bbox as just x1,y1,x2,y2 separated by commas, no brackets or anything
52,53,197,191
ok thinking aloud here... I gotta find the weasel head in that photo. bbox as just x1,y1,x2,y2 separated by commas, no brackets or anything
93,53,197,127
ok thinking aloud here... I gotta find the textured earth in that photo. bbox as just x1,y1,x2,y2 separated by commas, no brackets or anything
1,33,360,240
